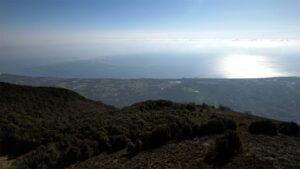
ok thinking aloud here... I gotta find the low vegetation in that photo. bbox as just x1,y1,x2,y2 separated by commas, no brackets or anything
0,82,299,169
213,131,241,167
278,122,299,137
248,120,278,135
248,120,300,137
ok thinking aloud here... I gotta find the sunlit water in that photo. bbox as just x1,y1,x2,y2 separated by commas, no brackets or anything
1,38,300,79
179,39,300,78
94,38,300,79
220,54,286,78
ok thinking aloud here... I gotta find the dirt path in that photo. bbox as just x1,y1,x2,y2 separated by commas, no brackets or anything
0,156,12,169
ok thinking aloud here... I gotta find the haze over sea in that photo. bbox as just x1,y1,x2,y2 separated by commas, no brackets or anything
1,0,299,79
1,36,299,79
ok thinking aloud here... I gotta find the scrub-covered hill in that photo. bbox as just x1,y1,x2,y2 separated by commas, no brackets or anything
1,74,300,122
0,82,299,169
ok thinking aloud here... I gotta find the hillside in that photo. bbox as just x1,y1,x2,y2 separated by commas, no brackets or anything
0,82,116,168
0,82,299,169
1,74,300,122
69,134,300,169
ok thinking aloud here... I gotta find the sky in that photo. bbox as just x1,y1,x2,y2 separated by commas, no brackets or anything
1,0,299,35
0,0,300,75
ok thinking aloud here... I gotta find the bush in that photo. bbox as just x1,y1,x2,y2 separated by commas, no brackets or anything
93,131,110,151
127,139,143,155
248,120,277,135
197,118,225,136
201,103,209,109
213,131,241,166
278,122,299,137
106,125,128,135
204,117,236,134
185,103,196,111
224,119,237,130
127,141,135,155
80,139,99,160
62,145,81,165
135,100,174,111
142,125,171,148
192,123,202,137
219,105,232,111
171,122,193,140
169,122,180,138
13,144,61,169
0,125,40,157
197,118,231,136
109,135,130,152
181,123,193,138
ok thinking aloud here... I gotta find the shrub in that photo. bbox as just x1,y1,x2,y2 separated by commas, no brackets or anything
61,145,81,166
213,131,241,167
127,141,135,155
13,144,61,169
224,119,237,130
169,122,180,138
219,105,231,111
278,122,299,137
198,118,226,136
0,124,40,157
248,120,277,135
171,122,193,140
135,139,143,151
93,131,110,151
181,123,193,138
127,139,143,155
192,123,202,137
199,117,237,136
80,139,99,160
142,125,171,148
185,103,196,111
109,135,130,152
151,125,171,145
201,103,209,109
238,123,247,127
135,100,174,111
106,125,128,135
210,115,217,118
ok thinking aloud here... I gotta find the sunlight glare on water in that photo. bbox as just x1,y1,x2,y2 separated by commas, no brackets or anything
220,54,287,78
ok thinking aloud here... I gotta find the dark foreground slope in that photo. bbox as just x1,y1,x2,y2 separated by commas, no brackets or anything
0,82,117,168
1,74,300,122
0,82,299,169
69,134,300,169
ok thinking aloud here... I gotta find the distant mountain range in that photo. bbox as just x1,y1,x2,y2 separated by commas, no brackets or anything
1,74,299,122
2,54,219,79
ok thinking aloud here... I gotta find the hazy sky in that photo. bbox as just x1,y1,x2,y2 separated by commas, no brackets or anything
1,0,299,34
0,0,300,70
